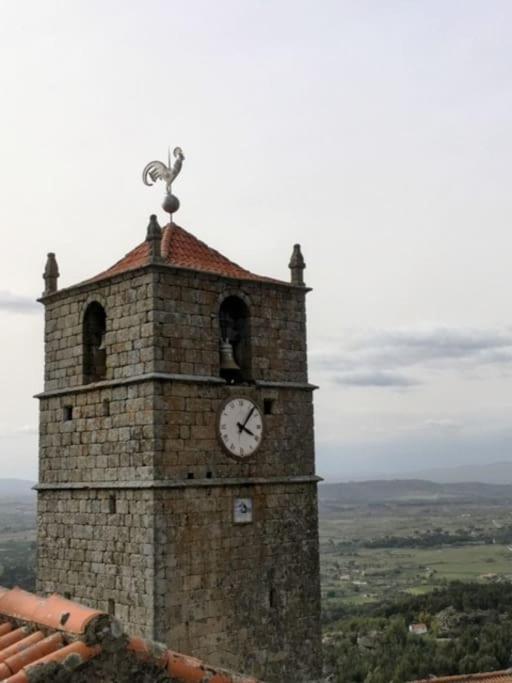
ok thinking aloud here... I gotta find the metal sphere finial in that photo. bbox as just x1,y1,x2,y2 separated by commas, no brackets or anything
162,194,180,214
142,146,185,219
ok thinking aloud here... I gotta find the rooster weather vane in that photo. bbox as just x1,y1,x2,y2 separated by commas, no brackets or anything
142,146,185,217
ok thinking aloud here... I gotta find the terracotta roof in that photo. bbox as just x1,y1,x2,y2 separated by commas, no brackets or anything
412,671,512,682
87,222,281,285
0,585,260,682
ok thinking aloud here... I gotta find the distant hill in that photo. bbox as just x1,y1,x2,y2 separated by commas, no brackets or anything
0,479,35,498
318,478,512,511
398,461,512,485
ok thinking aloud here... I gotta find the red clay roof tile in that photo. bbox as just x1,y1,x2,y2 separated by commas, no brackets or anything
0,586,261,683
0,631,45,663
0,587,103,635
128,638,259,683
0,631,29,653
0,633,63,680
412,671,512,682
87,222,282,285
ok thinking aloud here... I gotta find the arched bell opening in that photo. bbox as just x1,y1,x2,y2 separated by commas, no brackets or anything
219,296,252,384
83,302,107,384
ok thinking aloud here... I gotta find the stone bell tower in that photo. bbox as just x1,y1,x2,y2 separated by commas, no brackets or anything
36,149,322,682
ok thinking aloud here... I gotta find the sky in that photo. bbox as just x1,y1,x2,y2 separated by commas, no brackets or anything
2,0,512,481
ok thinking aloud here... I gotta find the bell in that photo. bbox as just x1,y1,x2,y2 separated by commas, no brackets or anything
220,338,240,371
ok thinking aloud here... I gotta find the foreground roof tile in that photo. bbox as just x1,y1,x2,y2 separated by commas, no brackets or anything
0,633,62,680
0,588,103,636
128,637,260,683
0,586,262,682
0,631,29,653
412,670,512,682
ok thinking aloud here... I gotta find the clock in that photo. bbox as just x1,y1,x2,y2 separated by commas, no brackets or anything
218,397,264,459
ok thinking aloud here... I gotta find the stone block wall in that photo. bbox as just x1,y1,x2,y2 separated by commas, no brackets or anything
37,261,321,683
38,380,314,484
43,270,157,392
36,481,322,681
41,264,309,394
153,481,322,682
154,269,308,383
39,382,157,484
154,382,315,480
37,488,156,637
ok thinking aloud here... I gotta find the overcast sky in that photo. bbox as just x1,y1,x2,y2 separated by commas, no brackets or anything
2,0,512,481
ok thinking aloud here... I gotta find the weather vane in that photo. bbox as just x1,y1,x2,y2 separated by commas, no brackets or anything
142,146,185,218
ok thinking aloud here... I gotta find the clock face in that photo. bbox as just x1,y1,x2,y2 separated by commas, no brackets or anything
218,397,264,459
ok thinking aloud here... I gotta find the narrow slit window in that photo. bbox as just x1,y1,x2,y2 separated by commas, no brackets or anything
108,599,115,616
109,495,116,514
63,405,73,421
264,399,274,415
102,399,110,417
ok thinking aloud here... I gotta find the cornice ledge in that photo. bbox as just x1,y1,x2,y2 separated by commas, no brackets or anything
38,262,311,304
34,475,323,490
254,380,319,391
35,372,226,398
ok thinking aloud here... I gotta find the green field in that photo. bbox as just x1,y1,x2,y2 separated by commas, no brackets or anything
320,496,512,609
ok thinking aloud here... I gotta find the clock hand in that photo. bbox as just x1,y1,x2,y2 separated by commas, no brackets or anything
241,406,255,430
236,422,255,437
236,406,255,434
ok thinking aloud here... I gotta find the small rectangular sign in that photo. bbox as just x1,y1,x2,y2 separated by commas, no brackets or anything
234,497,253,524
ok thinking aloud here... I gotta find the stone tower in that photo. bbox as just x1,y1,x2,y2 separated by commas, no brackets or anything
36,211,322,681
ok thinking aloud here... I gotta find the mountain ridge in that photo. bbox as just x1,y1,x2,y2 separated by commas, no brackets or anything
318,478,512,506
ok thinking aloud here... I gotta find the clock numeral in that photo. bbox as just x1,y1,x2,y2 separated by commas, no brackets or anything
254,436,260,442
229,402,235,410
240,448,244,456
221,424,227,430
256,424,261,430
230,443,235,450
238,400,243,406
223,434,228,441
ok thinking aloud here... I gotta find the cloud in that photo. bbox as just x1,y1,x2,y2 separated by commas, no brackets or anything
361,328,512,367
312,325,512,387
334,371,420,388
0,291,40,314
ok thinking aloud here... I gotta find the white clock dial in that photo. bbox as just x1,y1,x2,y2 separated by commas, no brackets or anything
218,398,264,459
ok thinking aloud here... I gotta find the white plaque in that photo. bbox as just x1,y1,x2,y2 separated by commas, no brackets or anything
234,497,253,524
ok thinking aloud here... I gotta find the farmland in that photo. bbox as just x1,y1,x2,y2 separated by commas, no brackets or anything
319,481,512,613
318,481,512,680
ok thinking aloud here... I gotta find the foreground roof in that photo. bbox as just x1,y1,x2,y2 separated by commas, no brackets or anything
412,670,512,682
0,585,260,682
88,222,281,285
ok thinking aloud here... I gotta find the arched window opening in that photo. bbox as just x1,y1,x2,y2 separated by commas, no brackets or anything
219,296,251,383
83,302,107,384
